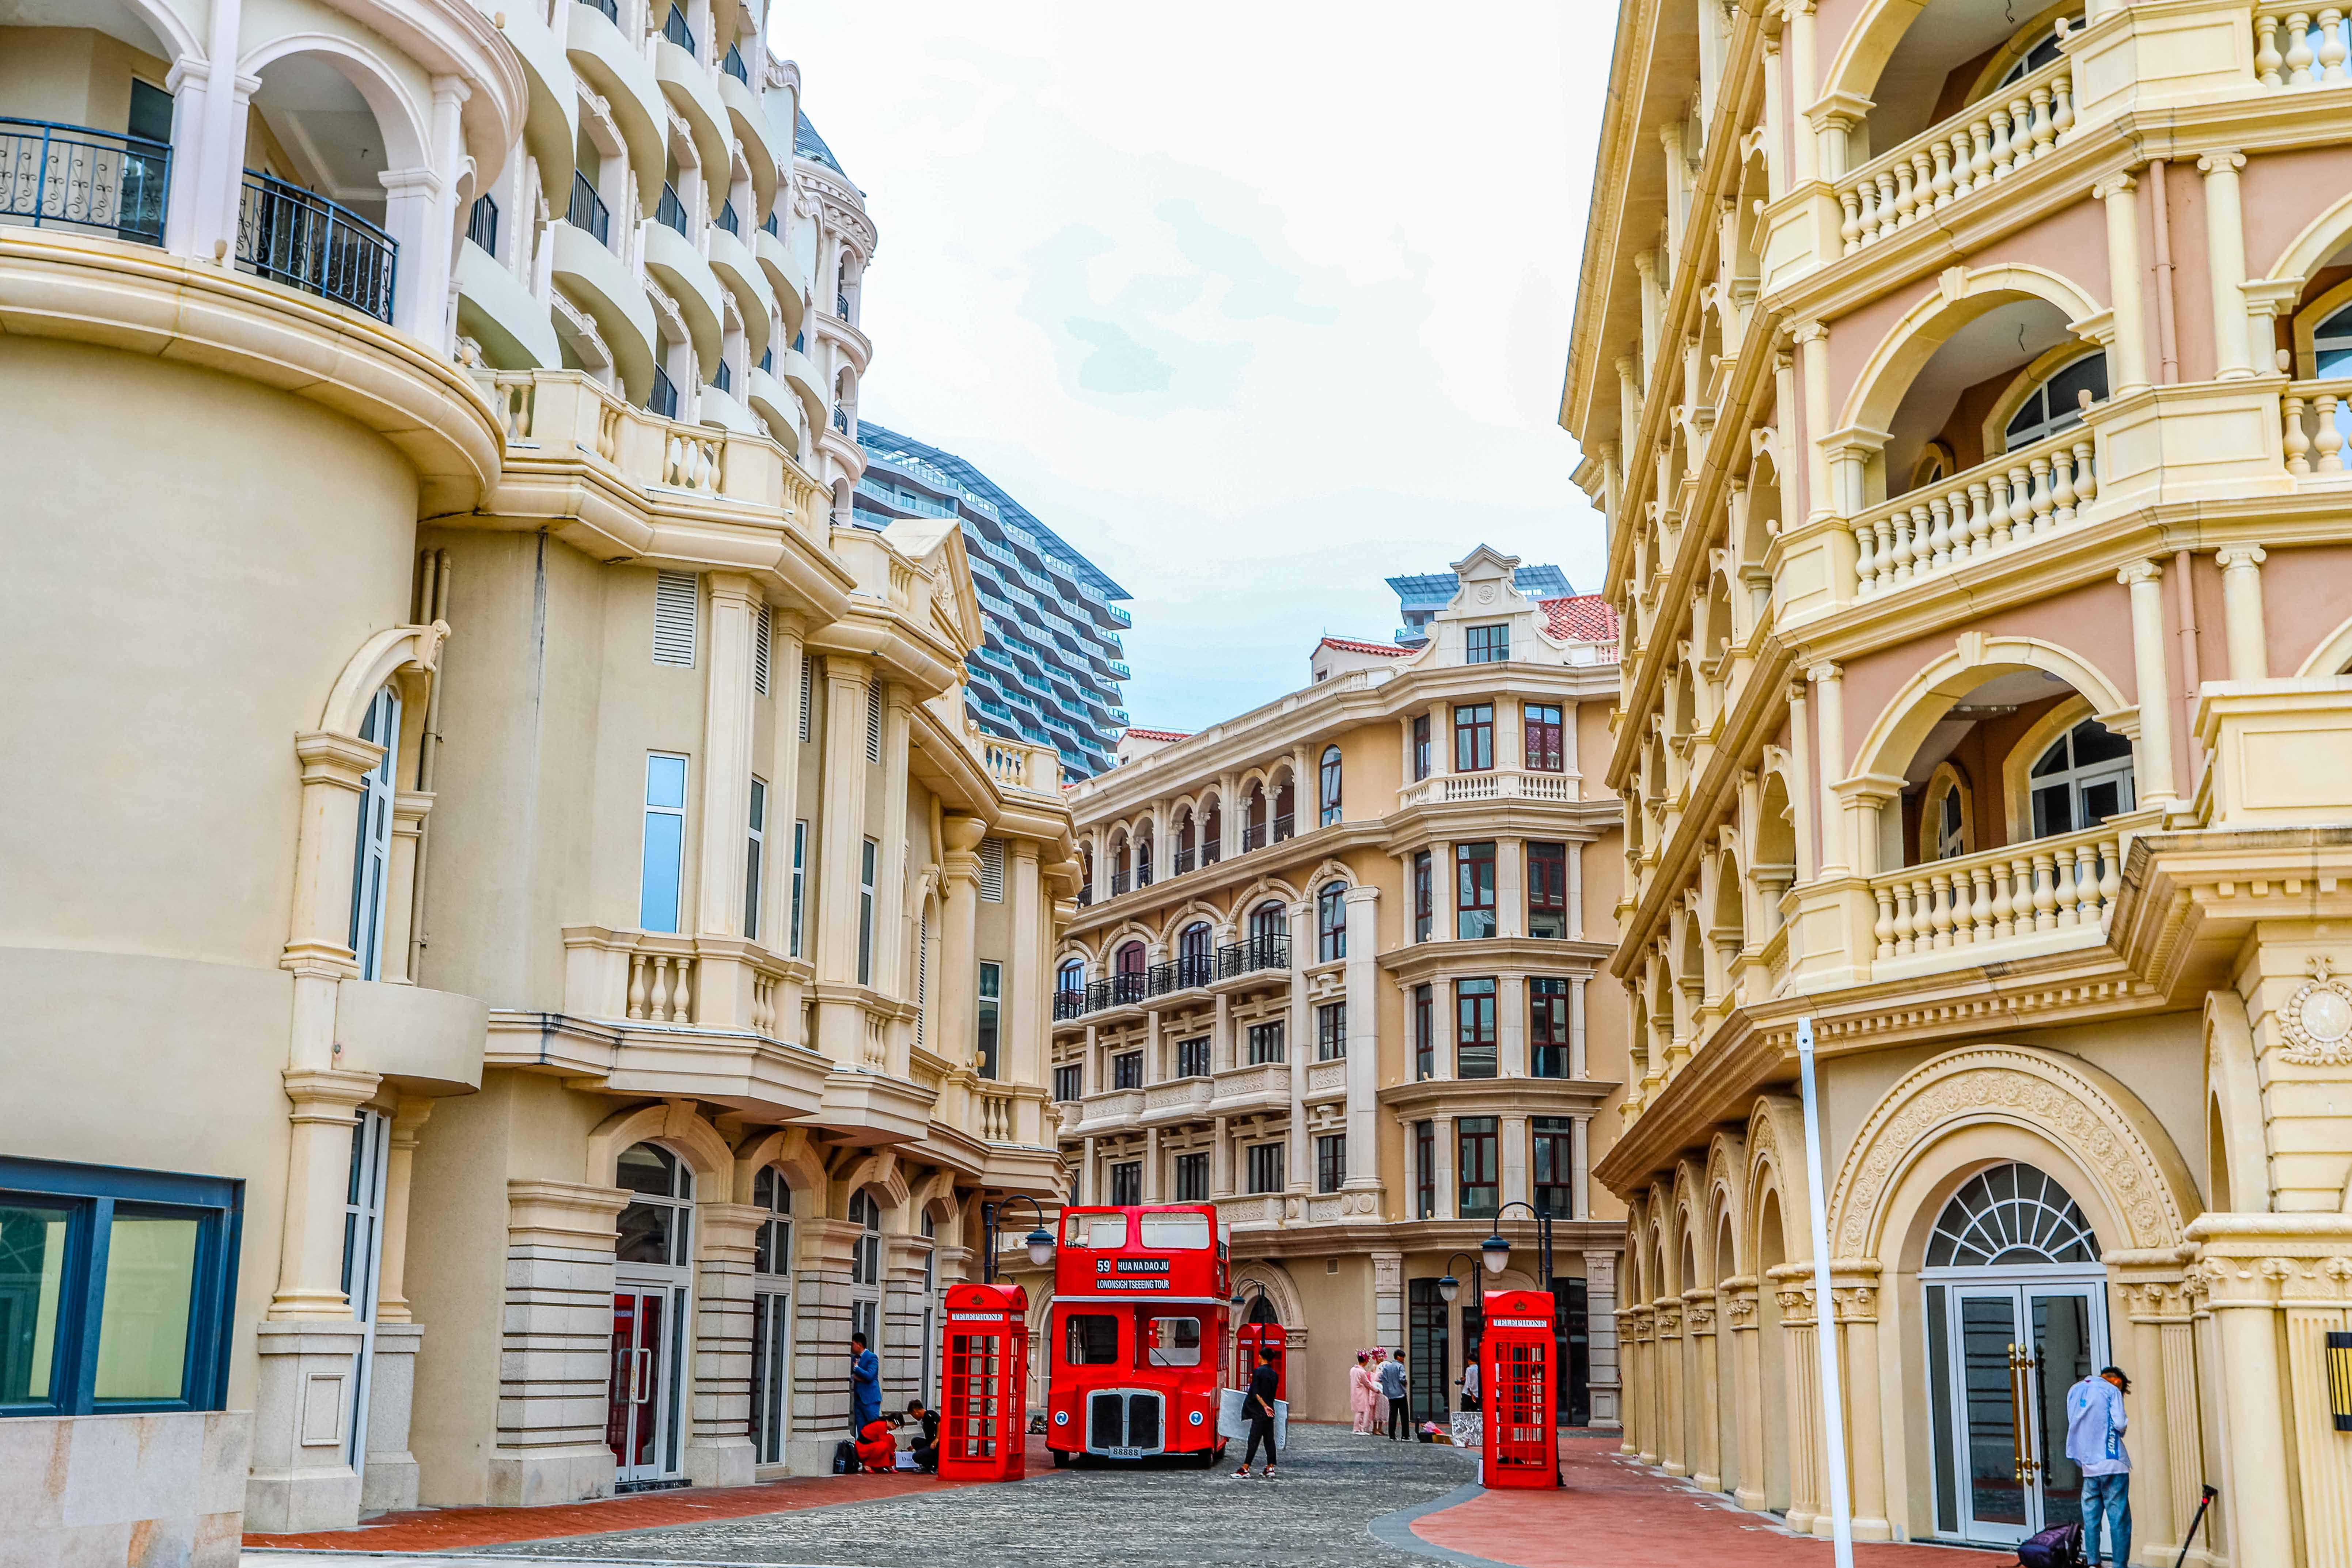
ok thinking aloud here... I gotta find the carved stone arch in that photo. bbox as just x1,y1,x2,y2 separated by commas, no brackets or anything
1103,921,1156,956
2292,608,2352,677
1670,1157,1707,1288
587,1100,735,1192
1621,1196,1650,1304
1230,1259,1308,1337
240,32,434,172
1055,939,1098,974
1703,1129,1750,1280
731,1124,826,1205
1157,900,1225,946
2268,186,2352,286
1744,1094,1809,1267
1848,634,2131,786
908,1166,962,1244
836,1149,912,1219
1229,874,1303,919
1302,857,1355,895
1646,1191,1671,1299
319,623,449,738
2204,991,2270,1214
1826,1045,2197,1262
1843,264,2108,436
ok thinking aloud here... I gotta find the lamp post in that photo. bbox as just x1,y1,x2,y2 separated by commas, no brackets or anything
1479,1200,1555,1291
1231,1277,1270,1315
1435,1252,1483,1305
980,1193,1054,1284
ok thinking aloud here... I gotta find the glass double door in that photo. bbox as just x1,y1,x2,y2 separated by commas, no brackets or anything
608,1281,688,1485
1936,1279,2106,1546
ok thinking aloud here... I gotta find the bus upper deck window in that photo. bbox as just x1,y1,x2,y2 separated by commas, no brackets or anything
1147,1317,1202,1366
1066,1313,1120,1365
1138,1212,1211,1250
1065,1212,1127,1249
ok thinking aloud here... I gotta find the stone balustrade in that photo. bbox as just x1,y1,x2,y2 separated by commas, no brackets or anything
1836,58,2077,257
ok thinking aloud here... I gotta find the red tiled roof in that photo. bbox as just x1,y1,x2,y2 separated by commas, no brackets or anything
1540,594,1620,642
1317,635,1413,657
1122,726,1192,742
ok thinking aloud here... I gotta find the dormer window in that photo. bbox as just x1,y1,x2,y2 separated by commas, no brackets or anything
1465,623,1510,664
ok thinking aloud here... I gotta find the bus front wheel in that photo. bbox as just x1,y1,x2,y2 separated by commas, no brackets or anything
1051,1448,1071,1468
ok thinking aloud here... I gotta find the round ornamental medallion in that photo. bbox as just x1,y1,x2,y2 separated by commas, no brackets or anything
1476,583,1497,604
2282,959,2352,1065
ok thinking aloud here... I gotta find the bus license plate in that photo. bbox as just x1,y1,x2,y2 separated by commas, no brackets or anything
1103,1446,1143,1459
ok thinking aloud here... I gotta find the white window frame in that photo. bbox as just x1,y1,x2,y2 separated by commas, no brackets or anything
857,836,877,985
789,821,808,958
2028,722,2136,839
641,753,689,934
744,777,766,942
2002,350,2107,452
342,1108,389,1467
349,688,401,979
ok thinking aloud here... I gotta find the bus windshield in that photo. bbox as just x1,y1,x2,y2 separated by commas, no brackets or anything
1065,1212,1127,1249
1138,1212,1211,1249
1145,1316,1202,1366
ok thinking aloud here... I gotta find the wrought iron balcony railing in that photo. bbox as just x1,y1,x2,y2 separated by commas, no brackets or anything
466,193,498,254
568,170,610,245
236,171,395,322
0,118,169,245
1216,935,1289,980
656,181,688,236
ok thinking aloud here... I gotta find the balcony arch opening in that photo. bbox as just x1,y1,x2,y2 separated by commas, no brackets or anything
0,4,189,246
1198,791,1223,865
1875,295,2098,508
242,47,426,325
1832,0,2082,167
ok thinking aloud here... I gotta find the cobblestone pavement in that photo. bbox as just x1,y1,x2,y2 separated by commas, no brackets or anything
488,1426,1482,1568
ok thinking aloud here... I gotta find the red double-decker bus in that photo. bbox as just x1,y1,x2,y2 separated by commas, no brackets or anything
1045,1203,1229,1466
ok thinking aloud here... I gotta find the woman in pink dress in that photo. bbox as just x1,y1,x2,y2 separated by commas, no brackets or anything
1367,1347,1391,1433
1348,1351,1375,1434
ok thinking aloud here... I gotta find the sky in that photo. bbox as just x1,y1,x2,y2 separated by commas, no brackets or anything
779,2,1615,734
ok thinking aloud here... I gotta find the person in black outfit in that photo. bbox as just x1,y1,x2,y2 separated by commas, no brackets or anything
1235,1349,1281,1477
904,1399,940,1472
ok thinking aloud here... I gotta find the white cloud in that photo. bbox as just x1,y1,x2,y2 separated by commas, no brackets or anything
781,0,1612,732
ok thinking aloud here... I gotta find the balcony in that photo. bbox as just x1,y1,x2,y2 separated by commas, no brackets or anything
1836,56,2079,259
1848,426,2098,601
662,3,695,52
1212,1062,1290,1110
1147,955,1215,998
1054,990,1086,1021
1241,823,1266,852
235,172,395,323
656,180,689,236
1215,934,1289,980
1,118,170,246
1863,816,2136,979
1397,768,1577,808
567,171,611,245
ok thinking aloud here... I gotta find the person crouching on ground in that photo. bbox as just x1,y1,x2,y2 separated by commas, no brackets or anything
854,1412,898,1473
1235,1348,1281,1478
905,1398,940,1473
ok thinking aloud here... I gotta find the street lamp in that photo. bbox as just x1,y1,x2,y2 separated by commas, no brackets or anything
1434,1252,1482,1305
980,1193,1055,1283
1479,1200,1555,1291
1232,1278,1270,1314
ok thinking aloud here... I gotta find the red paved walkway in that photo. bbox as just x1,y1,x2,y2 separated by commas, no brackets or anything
1412,1437,1996,1566
244,1435,1056,1550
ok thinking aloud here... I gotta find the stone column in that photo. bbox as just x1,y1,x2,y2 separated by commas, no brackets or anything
697,574,761,941
1685,1287,1721,1491
812,654,872,1064
2120,560,2179,807
686,1201,762,1488
1497,973,1528,1079
1794,321,1833,525
1286,897,1313,1189
489,1180,627,1505
2218,545,2270,681
1808,663,1846,874
1342,885,1381,1188
360,1096,433,1511
1785,680,1817,880
1143,1125,1162,1202
2199,151,2254,379
1833,1263,1889,1541
1654,1297,1687,1476
2202,1252,2295,1567
1583,1248,1620,1427
938,817,984,1072
1771,1265,1821,1535
1499,1112,1530,1207
1626,1306,1655,1462
2095,173,2152,396
1210,1113,1233,1197
874,683,915,999
1722,1275,1767,1510
1434,1113,1457,1220
2114,1258,2195,1560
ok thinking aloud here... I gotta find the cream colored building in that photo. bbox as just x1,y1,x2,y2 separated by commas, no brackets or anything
0,0,1070,1552
1567,0,2352,1561
1006,551,1631,1432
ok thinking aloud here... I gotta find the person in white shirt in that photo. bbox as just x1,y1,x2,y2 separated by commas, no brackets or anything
1459,1352,1480,1413
2065,1365,2132,1566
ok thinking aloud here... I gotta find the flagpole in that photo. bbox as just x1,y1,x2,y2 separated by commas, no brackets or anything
1797,1016,1855,1567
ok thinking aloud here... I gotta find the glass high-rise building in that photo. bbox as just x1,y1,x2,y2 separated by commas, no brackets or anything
853,421,1132,778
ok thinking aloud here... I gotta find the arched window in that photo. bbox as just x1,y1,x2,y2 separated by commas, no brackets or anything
1318,745,1342,828
1179,920,1213,985
1924,771,1968,861
1995,15,2083,87
1135,831,1153,888
2315,297,2352,375
2003,352,2108,451
1058,957,1087,993
1926,1162,2101,1267
2027,717,2134,837
1114,939,1146,1004
1317,881,1347,962
748,1167,792,1464
847,1188,884,1345
616,1142,693,1266
350,686,401,979
1249,899,1287,961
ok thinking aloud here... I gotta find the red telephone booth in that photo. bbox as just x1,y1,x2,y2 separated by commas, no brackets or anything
1480,1289,1559,1489
1234,1320,1286,1400
938,1282,1028,1482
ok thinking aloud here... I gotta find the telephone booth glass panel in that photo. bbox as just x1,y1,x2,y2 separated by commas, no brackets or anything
1480,1289,1559,1489
938,1282,1028,1482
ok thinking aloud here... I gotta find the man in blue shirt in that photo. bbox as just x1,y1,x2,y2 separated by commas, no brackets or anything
2065,1364,2131,1566
849,1331,881,1431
